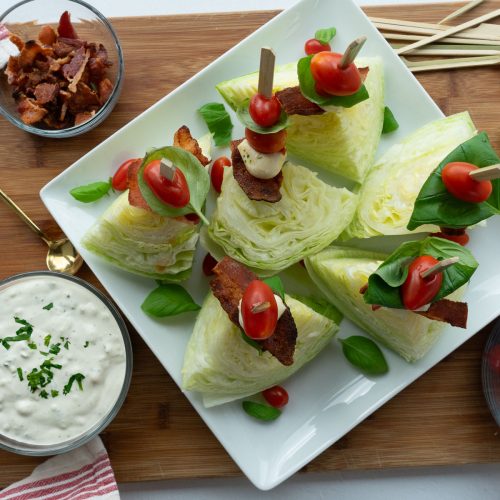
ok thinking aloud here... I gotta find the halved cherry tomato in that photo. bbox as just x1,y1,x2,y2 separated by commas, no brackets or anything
184,213,200,224
143,160,190,208
401,255,443,311
202,253,218,276
249,94,282,128
304,38,331,55
488,345,500,375
241,280,278,340
245,128,287,154
431,227,470,246
310,51,362,96
211,156,231,194
262,385,289,408
58,11,78,39
442,162,492,203
112,158,139,191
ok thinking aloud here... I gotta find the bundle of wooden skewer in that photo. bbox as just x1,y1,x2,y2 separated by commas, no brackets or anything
371,0,500,72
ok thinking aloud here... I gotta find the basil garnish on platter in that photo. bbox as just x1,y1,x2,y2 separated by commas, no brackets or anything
297,55,369,109
70,180,112,203
314,27,337,45
242,401,281,421
141,283,201,318
363,237,478,309
339,336,388,375
237,99,289,134
382,106,399,134
408,132,500,230
198,102,233,146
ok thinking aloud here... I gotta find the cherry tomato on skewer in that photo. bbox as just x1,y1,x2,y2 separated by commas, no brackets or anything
441,162,492,203
241,280,278,340
431,227,470,246
401,255,443,311
249,94,282,128
262,385,289,408
184,213,200,224
245,128,287,154
143,160,190,208
112,158,140,191
304,38,331,55
310,51,362,96
211,156,232,194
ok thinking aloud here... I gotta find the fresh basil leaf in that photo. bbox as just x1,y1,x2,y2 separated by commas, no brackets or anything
364,237,478,309
138,146,210,224
263,276,285,301
297,55,369,109
70,181,111,203
408,132,500,230
240,331,263,353
237,99,288,134
382,106,399,134
141,284,201,318
290,294,343,324
198,102,233,146
242,401,281,421
340,336,388,375
314,26,336,44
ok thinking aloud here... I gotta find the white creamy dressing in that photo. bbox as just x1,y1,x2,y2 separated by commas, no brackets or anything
237,294,287,335
0,276,126,446
237,139,286,179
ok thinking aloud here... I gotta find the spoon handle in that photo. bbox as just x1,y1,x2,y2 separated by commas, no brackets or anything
0,187,49,243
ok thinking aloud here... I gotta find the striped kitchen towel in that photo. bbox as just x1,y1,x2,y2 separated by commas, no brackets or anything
0,437,119,500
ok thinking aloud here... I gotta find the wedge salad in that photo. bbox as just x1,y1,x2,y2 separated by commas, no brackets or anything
67,24,500,421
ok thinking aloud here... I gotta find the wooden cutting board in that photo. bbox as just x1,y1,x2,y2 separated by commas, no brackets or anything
1,1,500,487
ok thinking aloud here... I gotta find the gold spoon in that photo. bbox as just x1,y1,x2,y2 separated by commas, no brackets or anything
0,188,83,275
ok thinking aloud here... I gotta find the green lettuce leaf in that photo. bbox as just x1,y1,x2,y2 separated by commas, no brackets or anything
408,132,500,230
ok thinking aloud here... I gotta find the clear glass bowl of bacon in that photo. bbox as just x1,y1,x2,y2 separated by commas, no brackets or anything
0,0,123,138
482,319,500,427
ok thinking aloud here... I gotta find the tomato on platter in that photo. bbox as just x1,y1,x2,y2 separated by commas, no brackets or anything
262,385,289,408
245,128,287,154
441,162,492,203
310,51,362,96
58,11,78,39
202,253,218,276
241,280,278,340
211,156,232,194
249,94,282,128
401,255,443,311
112,158,139,191
304,38,331,55
143,160,190,208
431,227,470,246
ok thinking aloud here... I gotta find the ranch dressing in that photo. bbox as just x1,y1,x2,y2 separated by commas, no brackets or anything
0,276,126,446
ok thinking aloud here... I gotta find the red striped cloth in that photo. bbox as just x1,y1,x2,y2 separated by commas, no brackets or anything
0,437,119,500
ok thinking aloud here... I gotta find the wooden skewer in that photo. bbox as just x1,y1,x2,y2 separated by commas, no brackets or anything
438,0,486,25
160,160,175,181
404,55,500,72
469,164,500,181
257,47,275,98
382,32,500,46
397,9,500,55
339,36,367,69
420,257,459,279
391,45,499,56
251,301,271,314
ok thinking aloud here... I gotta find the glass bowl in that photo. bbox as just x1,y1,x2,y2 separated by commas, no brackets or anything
0,271,133,456
482,318,500,427
0,0,123,138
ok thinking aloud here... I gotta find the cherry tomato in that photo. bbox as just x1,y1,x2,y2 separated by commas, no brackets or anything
262,385,289,408
245,128,287,154
401,255,443,311
211,156,231,194
442,162,492,203
58,11,78,39
249,94,282,128
304,38,331,55
431,227,470,246
487,345,500,375
241,280,278,340
310,51,362,96
143,160,190,208
202,253,218,276
112,158,139,191
184,213,200,224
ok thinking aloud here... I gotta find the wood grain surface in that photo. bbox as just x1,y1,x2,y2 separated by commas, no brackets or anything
1,1,500,487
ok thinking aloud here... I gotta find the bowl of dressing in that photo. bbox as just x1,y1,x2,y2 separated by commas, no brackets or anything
0,271,132,455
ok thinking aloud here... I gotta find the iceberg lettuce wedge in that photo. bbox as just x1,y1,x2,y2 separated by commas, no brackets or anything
305,246,464,362
216,57,385,182
207,161,357,273
182,293,340,407
82,192,198,281
343,112,477,240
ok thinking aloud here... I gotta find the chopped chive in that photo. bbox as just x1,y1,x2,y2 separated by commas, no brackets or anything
17,368,23,381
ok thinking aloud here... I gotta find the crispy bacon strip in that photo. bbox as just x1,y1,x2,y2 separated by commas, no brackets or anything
231,139,283,203
17,97,48,125
18,40,43,70
276,87,324,116
127,159,150,211
34,82,58,104
210,257,297,366
174,125,210,166
414,299,468,329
